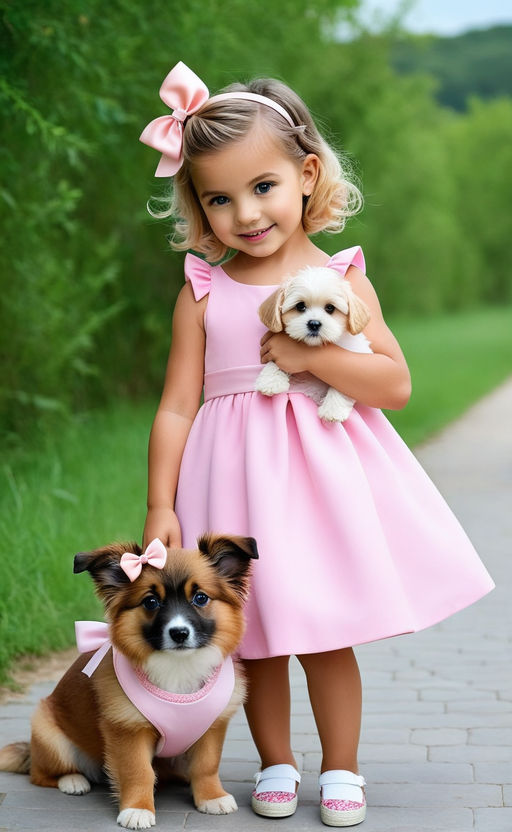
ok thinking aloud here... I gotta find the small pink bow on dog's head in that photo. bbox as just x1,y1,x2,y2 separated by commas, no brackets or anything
119,538,167,582
139,61,209,177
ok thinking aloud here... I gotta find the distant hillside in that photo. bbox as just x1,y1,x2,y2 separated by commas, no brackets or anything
391,25,512,110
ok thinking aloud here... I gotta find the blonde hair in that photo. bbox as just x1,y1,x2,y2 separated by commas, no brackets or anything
150,78,363,263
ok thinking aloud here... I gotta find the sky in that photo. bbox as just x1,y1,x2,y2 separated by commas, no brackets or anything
359,0,512,35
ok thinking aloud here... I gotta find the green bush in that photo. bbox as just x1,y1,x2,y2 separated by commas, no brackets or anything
1,2,511,446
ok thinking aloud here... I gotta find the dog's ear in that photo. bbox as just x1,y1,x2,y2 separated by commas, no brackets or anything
74,542,139,600
197,534,258,598
258,288,285,332
346,288,371,335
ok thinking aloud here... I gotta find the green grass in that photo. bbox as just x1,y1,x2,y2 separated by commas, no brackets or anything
0,401,155,684
385,306,512,445
1,306,511,683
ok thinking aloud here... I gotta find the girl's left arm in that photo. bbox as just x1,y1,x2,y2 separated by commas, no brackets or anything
260,266,411,410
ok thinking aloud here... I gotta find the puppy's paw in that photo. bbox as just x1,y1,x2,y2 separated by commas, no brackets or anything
58,773,91,795
318,389,354,422
117,808,156,829
318,401,351,422
196,793,238,814
255,363,290,396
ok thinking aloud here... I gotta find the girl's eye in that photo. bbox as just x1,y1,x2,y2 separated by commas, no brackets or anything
142,595,160,611
255,182,273,195
209,195,229,206
296,302,307,313
192,591,210,608
325,304,335,314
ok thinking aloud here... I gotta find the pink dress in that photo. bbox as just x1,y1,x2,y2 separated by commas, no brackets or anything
175,246,494,660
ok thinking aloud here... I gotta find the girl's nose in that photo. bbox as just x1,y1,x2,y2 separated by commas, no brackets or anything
235,198,261,228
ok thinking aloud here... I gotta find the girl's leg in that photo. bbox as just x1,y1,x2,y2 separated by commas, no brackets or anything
297,647,362,773
241,655,297,769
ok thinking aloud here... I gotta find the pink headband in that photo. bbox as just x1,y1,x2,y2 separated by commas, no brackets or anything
139,61,298,177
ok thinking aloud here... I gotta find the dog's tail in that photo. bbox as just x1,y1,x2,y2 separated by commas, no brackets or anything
0,741,31,773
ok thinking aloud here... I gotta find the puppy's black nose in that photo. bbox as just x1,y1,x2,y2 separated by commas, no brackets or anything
307,319,322,333
169,626,190,645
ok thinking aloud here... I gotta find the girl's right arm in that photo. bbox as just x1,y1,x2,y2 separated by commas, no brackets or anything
143,281,207,548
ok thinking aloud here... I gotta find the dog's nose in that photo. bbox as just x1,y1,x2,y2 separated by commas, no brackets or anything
307,319,322,333
169,626,190,645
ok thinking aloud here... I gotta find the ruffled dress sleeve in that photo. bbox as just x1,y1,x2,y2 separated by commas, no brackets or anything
184,253,212,301
328,246,365,278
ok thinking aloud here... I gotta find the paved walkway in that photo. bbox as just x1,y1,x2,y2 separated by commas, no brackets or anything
1,380,511,831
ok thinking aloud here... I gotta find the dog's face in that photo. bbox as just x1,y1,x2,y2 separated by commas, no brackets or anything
259,266,370,344
74,535,258,670
282,268,351,345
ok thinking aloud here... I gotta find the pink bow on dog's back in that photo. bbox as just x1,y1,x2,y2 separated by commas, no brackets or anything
119,538,167,582
139,61,209,176
75,620,111,677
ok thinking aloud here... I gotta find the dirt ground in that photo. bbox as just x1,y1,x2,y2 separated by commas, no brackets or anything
0,648,78,704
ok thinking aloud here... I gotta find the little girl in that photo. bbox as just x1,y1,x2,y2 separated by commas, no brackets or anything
140,62,494,826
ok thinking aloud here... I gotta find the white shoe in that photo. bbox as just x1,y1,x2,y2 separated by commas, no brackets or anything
319,769,366,826
251,764,301,818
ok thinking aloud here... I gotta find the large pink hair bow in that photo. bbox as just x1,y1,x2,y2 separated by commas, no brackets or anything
139,61,209,176
119,538,167,582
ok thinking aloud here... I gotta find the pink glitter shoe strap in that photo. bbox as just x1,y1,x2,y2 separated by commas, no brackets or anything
252,790,296,805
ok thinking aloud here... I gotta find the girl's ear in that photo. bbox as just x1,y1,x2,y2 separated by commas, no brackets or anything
301,153,320,197
258,287,286,332
346,288,371,335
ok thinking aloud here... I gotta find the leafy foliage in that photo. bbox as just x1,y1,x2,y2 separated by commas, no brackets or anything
1,3,511,443
0,0,354,442
391,26,512,111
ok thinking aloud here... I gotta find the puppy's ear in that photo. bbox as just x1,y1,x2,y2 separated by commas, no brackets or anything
198,534,258,598
74,542,139,601
346,288,371,335
258,288,285,332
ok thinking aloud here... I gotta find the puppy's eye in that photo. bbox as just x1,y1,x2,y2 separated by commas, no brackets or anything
295,301,307,313
325,304,335,314
142,595,160,611
192,591,210,608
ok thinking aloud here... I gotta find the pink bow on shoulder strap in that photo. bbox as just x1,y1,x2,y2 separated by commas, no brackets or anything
139,61,209,176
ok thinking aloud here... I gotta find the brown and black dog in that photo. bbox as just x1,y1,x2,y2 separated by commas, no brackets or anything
0,534,258,829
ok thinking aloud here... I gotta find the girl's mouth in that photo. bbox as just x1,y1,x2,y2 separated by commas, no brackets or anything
239,225,275,242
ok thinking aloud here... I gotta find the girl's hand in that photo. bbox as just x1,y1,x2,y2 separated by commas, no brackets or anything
143,507,182,550
260,331,311,375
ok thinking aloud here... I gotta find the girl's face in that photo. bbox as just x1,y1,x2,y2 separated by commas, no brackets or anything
191,123,318,259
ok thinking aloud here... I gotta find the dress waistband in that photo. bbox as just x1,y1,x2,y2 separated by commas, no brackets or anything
204,366,262,401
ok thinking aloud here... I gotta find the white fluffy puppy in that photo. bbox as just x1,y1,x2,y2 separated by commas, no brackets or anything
255,266,372,422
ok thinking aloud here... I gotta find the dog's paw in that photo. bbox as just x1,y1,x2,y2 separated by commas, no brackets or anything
255,363,290,396
117,808,156,829
58,773,91,795
318,389,354,422
317,401,352,422
196,793,238,814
